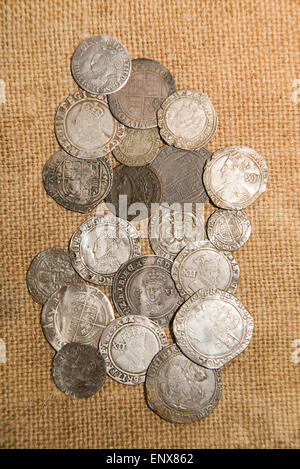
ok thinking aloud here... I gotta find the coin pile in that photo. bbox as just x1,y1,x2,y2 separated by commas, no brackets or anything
27,35,269,424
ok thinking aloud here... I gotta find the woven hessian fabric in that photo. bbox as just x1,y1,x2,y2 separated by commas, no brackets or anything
0,0,299,449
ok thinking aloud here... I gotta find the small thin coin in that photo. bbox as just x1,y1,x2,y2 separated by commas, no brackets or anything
112,255,183,327
145,344,222,423
149,205,205,261
41,284,115,351
52,342,106,398
27,248,82,304
150,145,211,205
157,90,217,150
171,240,240,299
54,90,125,159
42,150,113,213
71,35,131,95
108,58,176,129
112,127,161,166
69,214,141,286
173,288,254,369
99,315,168,385
105,165,161,221
203,146,269,209
207,209,251,251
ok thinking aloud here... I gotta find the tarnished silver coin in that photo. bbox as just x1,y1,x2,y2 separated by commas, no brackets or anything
150,145,211,205
41,284,114,351
69,214,141,285
157,90,217,150
112,127,161,166
108,58,176,129
42,150,113,213
71,35,131,95
27,248,82,304
52,342,106,398
105,165,162,221
207,209,251,251
99,315,168,385
54,90,125,159
145,344,222,423
173,288,254,369
171,240,240,299
149,205,205,261
203,146,269,209
112,255,183,327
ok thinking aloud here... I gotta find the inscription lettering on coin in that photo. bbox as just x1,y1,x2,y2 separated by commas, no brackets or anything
71,35,131,95
173,288,254,368
99,315,168,385
108,58,176,129
145,344,222,423
203,146,269,209
207,209,251,251
27,248,82,304
112,127,161,166
52,342,106,398
54,90,125,159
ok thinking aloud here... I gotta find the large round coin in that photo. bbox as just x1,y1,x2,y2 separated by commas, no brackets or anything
207,209,251,251
112,127,161,166
42,150,113,213
71,35,131,95
112,255,183,326
27,248,82,304
157,90,217,150
171,240,240,299
52,342,106,398
173,288,254,369
105,165,161,221
203,146,269,209
99,315,168,385
145,344,222,423
55,90,125,159
69,214,141,285
150,145,211,205
108,58,176,129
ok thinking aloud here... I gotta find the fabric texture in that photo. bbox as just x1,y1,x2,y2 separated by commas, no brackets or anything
0,0,299,449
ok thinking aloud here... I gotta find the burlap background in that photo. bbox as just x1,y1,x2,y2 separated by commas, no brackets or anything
0,0,299,449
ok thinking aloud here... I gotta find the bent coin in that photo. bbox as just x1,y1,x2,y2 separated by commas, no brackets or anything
207,209,251,251
112,127,161,166
52,342,106,398
173,288,254,369
99,315,168,385
145,344,222,423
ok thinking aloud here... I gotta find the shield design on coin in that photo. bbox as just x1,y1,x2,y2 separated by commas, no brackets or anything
58,159,102,200
72,301,99,337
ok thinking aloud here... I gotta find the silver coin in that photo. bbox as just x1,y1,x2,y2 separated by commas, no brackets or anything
71,35,131,95
99,315,168,385
27,248,82,304
203,146,269,209
69,214,141,286
42,150,113,213
150,145,211,205
54,90,125,159
149,204,205,261
173,288,254,369
108,58,176,129
112,127,161,166
145,344,222,423
207,209,251,251
52,342,106,398
171,240,240,299
41,284,114,351
112,255,183,327
157,90,217,150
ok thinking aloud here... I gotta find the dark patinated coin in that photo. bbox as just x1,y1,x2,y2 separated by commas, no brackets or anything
26,248,82,304
105,165,161,221
112,255,183,326
42,150,113,213
145,344,222,423
52,342,106,398
108,58,176,129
